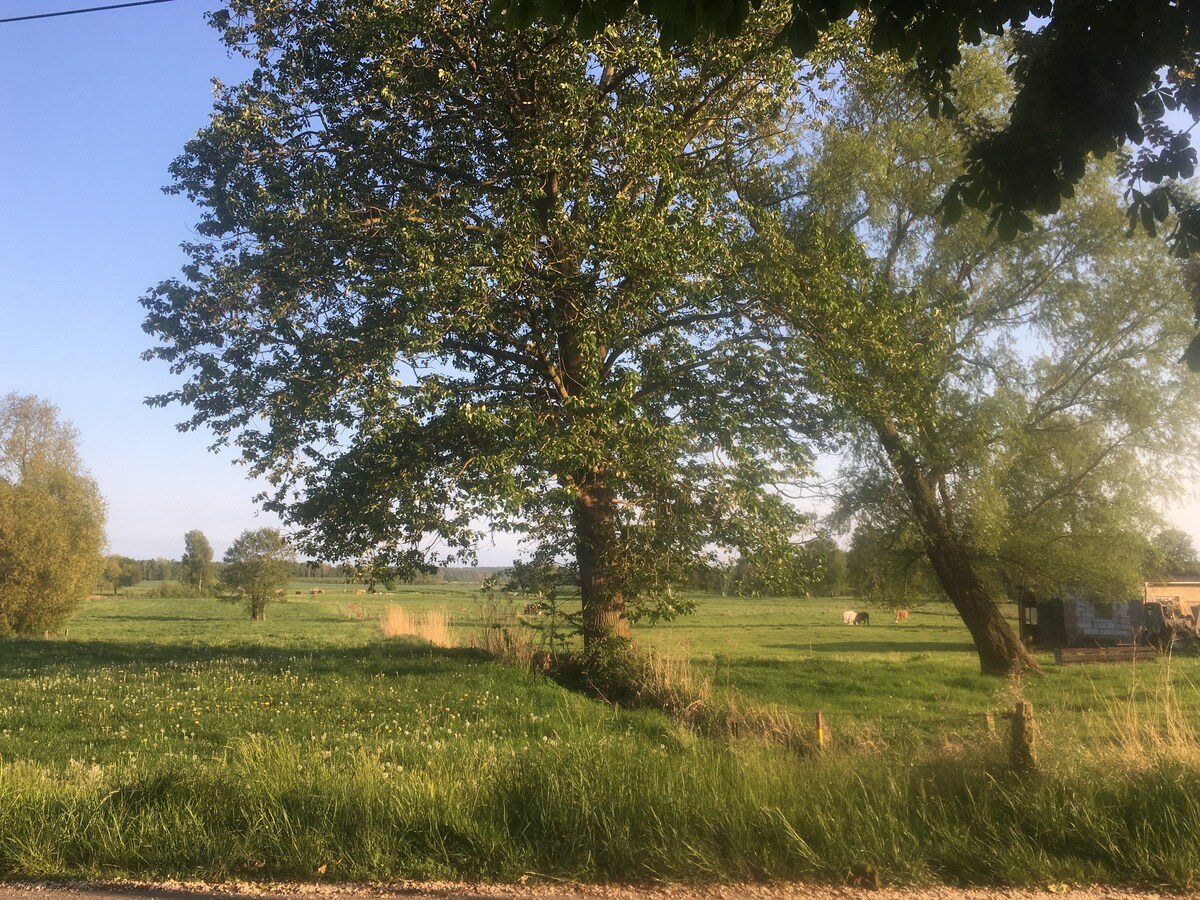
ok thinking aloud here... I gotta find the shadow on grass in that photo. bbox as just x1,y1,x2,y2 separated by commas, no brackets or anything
87,614,225,623
765,640,977,654
0,635,492,679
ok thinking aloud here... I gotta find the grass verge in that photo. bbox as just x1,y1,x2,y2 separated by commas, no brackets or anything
2,732,1200,886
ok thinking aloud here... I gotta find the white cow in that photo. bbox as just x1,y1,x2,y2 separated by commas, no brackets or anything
842,610,857,625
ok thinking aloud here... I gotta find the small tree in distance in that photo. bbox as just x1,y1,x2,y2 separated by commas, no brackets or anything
220,528,294,621
180,530,216,595
102,555,141,596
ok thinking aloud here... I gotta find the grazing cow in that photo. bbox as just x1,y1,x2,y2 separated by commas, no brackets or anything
853,611,870,626
894,609,909,624
523,603,544,616
842,610,857,625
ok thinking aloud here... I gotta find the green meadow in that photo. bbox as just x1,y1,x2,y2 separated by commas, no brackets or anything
2,584,1200,886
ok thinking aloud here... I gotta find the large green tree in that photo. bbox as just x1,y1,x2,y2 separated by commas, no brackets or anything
221,528,294,621
142,0,818,645
762,45,1200,674
0,393,106,635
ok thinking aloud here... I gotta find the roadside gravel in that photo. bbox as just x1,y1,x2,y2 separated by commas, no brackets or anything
0,882,1193,900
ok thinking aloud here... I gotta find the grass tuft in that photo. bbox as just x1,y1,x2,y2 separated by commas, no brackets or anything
379,605,453,647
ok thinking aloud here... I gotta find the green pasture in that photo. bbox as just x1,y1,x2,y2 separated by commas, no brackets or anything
1,585,1199,885
51,583,1200,756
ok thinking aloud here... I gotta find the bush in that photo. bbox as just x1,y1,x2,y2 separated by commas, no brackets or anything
148,582,205,599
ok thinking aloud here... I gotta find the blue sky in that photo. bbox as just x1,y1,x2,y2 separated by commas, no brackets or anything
0,0,1196,565
0,0,521,563
1,0,280,560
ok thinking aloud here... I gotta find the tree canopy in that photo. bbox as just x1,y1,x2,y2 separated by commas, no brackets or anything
763,43,1200,674
221,527,294,620
102,555,142,596
181,530,216,595
1148,526,1200,578
510,0,1200,257
0,393,106,635
142,0,821,645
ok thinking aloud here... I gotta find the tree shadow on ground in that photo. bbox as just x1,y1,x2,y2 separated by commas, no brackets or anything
0,635,491,678
764,640,977,654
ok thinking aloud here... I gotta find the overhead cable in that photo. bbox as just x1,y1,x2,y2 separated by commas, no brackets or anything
0,0,183,25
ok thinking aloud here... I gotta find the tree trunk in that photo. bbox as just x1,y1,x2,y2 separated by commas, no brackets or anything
875,418,1037,676
574,471,631,647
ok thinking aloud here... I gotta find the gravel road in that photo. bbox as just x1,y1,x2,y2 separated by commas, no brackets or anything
0,882,1193,900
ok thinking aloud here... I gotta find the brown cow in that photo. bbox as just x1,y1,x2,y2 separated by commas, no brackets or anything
894,609,909,624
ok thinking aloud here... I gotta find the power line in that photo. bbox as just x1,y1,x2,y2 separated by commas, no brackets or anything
0,0,184,24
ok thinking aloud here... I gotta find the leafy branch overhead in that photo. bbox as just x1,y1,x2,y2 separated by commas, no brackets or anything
513,0,1200,359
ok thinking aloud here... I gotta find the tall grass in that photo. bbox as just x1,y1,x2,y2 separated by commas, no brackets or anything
1085,653,1200,764
2,730,1200,885
379,605,452,647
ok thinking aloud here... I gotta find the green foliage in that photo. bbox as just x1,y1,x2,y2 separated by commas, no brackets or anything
496,552,574,651
0,394,105,636
219,528,295,621
1146,527,1200,579
514,0,1200,274
147,581,207,600
765,43,1200,668
802,536,847,599
502,553,566,603
142,0,817,640
180,530,216,595
846,524,939,608
134,557,184,582
0,393,85,482
101,556,142,596
723,544,820,598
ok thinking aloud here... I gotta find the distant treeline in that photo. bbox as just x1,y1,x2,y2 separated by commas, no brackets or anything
293,562,506,583
124,558,507,586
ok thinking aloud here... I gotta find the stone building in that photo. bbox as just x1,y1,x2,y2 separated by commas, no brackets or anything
1018,587,1141,649
1019,581,1200,649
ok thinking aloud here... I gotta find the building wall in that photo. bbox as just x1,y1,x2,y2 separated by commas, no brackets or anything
1065,598,1137,644
1144,582,1200,612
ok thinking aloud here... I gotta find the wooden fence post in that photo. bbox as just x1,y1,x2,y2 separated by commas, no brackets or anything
1011,701,1037,772
815,710,826,751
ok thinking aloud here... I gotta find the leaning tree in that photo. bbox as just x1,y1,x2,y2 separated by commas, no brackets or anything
759,43,1200,675
142,0,820,646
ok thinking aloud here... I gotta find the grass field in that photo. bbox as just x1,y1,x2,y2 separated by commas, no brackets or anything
2,583,1200,886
